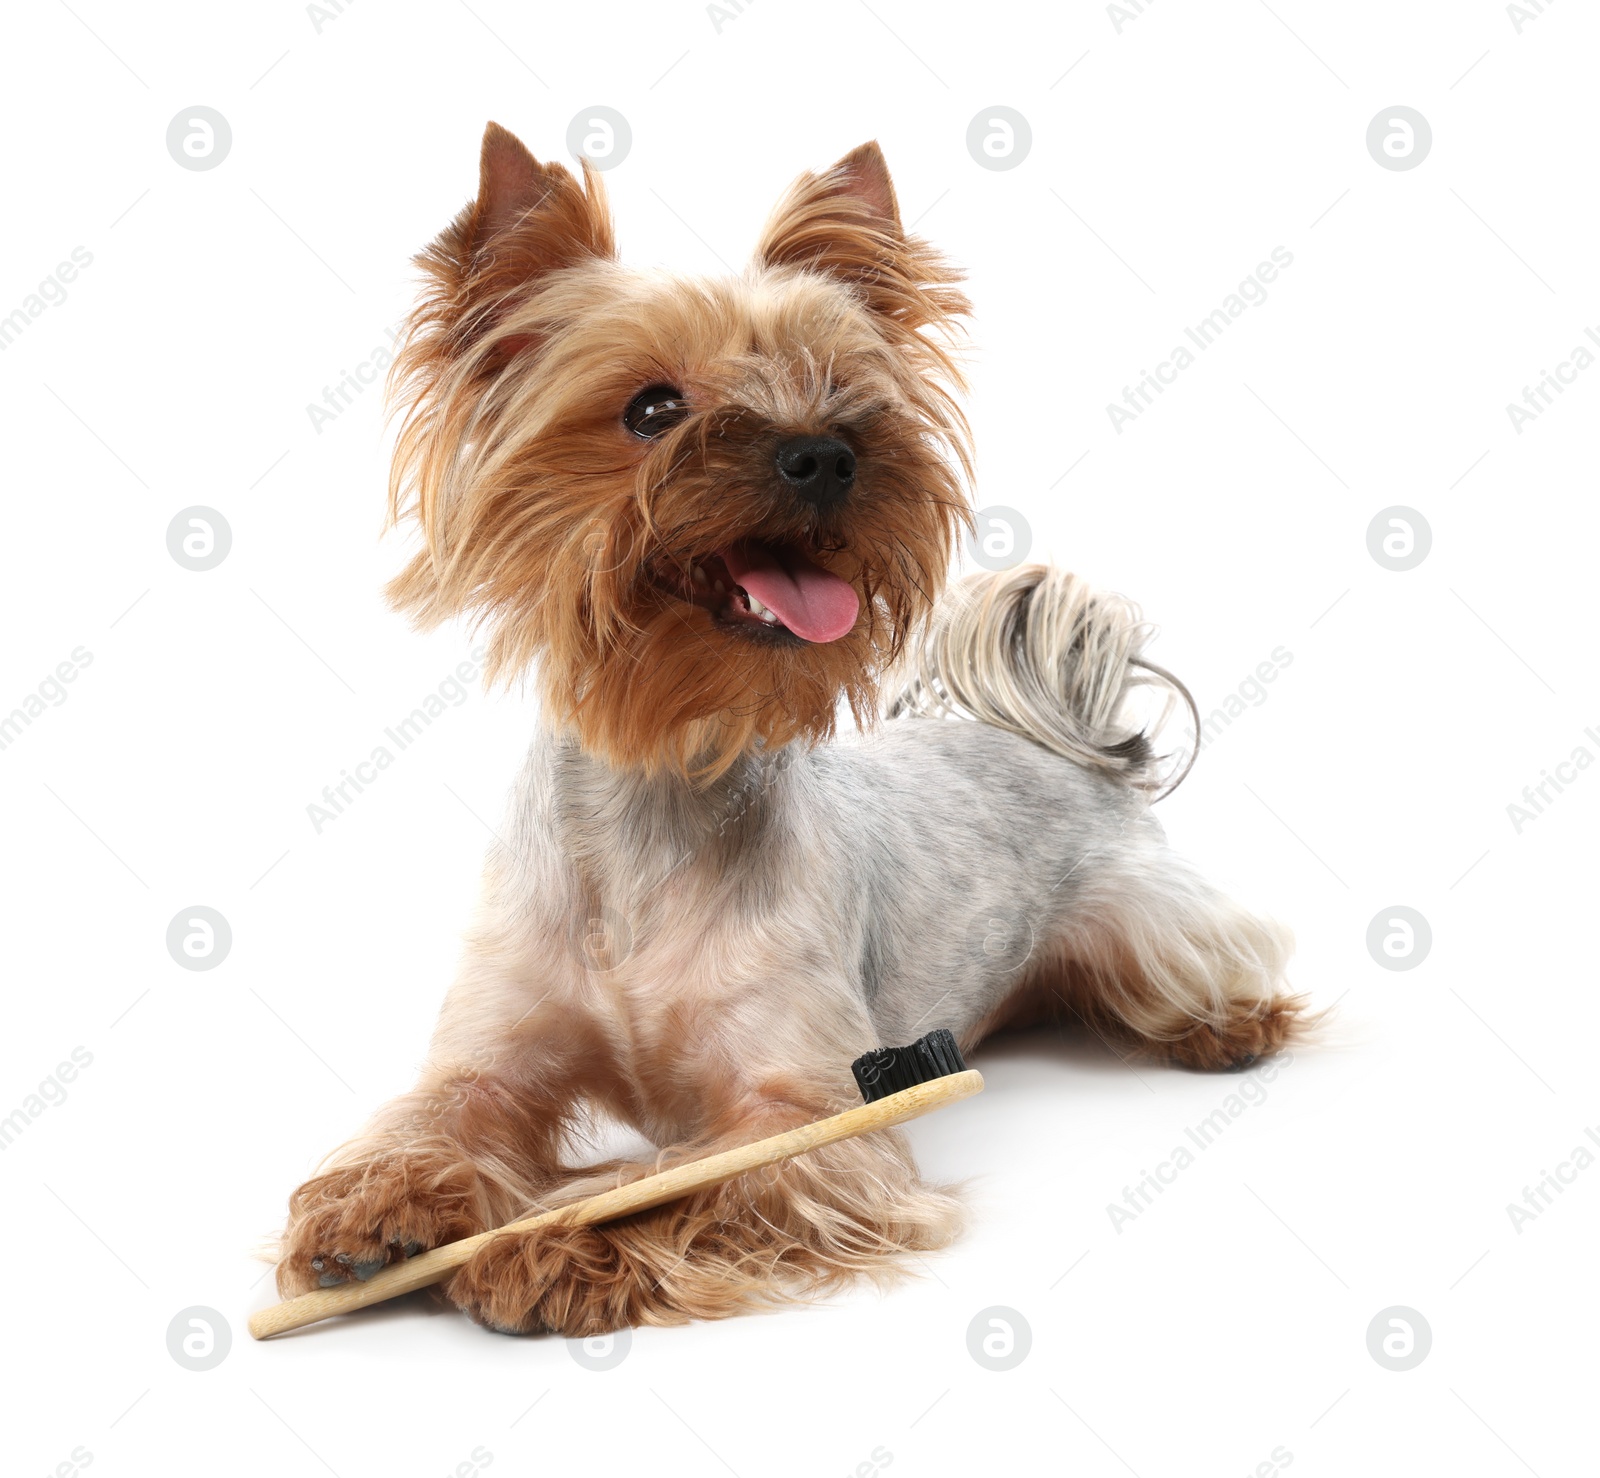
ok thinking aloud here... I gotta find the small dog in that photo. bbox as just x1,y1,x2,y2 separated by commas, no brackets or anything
274,123,1300,1334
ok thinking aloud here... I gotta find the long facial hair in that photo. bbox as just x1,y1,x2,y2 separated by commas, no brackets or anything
386,125,972,780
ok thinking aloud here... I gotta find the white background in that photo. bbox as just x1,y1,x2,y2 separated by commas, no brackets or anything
2,1,1596,1474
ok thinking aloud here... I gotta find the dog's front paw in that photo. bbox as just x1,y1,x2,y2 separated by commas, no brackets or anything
447,1223,625,1336
275,1151,487,1297
446,1219,691,1337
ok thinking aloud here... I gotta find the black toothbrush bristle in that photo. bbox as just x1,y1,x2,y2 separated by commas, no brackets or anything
851,1028,967,1104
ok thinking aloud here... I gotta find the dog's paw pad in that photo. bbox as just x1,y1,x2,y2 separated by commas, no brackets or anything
300,1248,394,1290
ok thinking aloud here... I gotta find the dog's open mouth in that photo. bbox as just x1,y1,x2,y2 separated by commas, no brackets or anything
661,540,860,644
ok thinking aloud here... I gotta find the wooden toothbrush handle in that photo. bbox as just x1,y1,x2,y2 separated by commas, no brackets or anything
249,1068,983,1339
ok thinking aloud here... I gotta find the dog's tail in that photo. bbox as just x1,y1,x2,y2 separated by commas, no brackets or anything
887,564,1199,798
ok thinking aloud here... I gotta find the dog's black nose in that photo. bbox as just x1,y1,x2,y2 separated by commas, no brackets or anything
775,435,855,508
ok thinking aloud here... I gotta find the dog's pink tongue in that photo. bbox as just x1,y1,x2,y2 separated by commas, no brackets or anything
721,542,859,643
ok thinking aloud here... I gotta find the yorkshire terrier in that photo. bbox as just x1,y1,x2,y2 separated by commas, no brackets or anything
273,123,1300,1334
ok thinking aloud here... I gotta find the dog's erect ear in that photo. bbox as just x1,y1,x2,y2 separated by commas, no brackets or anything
415,122,614,345
466,122,613,264
476,121,550,243
755,142,965,336
817,141,903,230
756,141,901,265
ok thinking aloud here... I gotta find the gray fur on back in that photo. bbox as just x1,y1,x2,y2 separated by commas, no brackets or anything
504,564,1194,1061
516,713,1157,1049
803,717,1154,1041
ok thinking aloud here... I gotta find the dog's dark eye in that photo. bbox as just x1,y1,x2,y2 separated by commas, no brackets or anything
624,385,689,439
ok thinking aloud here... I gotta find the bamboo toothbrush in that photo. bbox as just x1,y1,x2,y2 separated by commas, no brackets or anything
251,1028,981,1339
